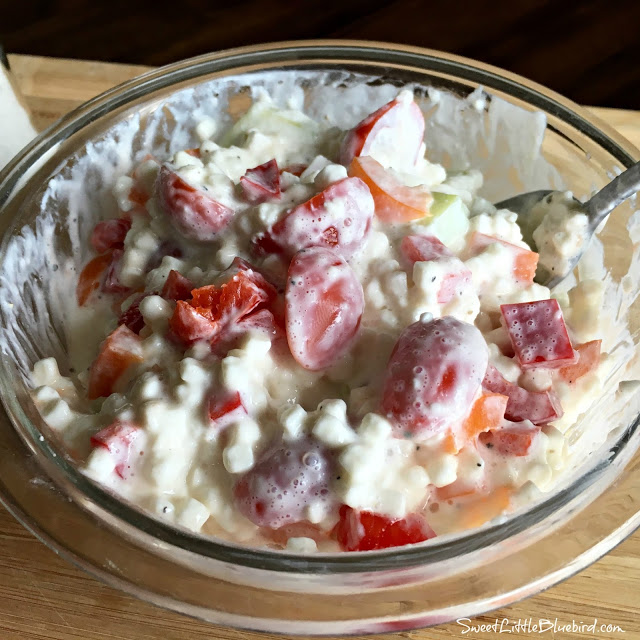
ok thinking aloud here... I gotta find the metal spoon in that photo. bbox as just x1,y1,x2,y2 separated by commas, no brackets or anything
494,161,640,288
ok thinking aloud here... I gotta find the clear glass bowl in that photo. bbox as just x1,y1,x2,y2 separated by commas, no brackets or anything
0,41,639,634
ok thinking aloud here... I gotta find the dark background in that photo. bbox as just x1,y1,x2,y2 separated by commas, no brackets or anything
3,0,640,109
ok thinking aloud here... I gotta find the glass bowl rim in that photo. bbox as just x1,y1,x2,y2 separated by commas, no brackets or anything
0,39,638,575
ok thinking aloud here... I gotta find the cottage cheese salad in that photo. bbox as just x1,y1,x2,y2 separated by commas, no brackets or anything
30,89,607,553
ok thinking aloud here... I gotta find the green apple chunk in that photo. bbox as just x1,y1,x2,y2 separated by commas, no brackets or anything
220,101,320,148
415,191,470,250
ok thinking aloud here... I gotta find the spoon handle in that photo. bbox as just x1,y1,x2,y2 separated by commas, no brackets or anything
585,161,640,229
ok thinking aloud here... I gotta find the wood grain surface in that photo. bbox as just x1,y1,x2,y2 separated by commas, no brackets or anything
2,0,640,109
1,54,639,640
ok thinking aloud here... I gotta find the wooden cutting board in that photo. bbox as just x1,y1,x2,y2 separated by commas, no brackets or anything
1,54,639,640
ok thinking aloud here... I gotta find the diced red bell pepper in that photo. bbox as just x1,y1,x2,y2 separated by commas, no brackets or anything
88,325,144,399
211,269,276,321
334,505,436,551
482,364,563,425
240,159,281,203
208,390,247,428
500,299,577,369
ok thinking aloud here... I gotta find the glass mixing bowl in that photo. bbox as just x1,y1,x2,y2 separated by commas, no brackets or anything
0,41,639,634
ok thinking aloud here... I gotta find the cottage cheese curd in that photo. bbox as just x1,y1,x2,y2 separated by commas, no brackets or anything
30,90,607,552
531,191,590,277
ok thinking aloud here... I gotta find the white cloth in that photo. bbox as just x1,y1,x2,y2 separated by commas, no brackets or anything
0,63,37,169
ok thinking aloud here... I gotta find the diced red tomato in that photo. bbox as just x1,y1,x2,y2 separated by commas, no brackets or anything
169,301,219,345
90,421,141,479
87,325,144,399
479,423,539,457
501,299,577,369
285,247,364,371
90,218,132,254
184,148,201,158
339,96,425,169
190,284,220,319
156,165,234,241
251,177,374,260
233,438,334,529
169,264,277,347
236,308,283,341
334,505,435,552
208,390,247,428
559,339,602,384
206,308,285,358
240,159,281,203
400,234,472,304
161,270,194,301
461,393,509,441
101,249,131,296
218,256,271,283
468,232,538,285
381,316,488,439
209,269,276,323
118,294,149,334
349,156,432,223
76,252,114,306
482,364,563,425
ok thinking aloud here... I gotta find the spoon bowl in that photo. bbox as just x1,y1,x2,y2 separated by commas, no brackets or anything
494,161,640,288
